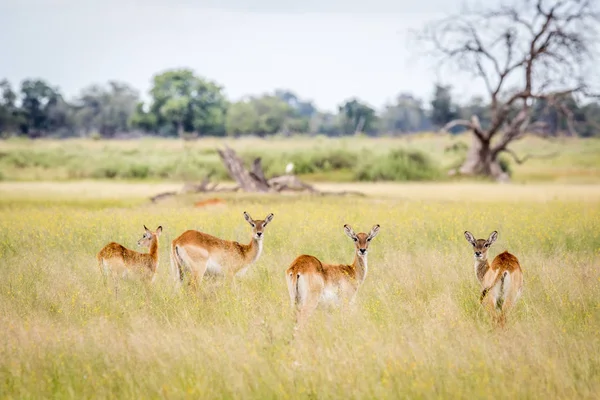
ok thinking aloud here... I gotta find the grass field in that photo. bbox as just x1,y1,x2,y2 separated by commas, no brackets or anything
1,134,599,183
1,181,599,399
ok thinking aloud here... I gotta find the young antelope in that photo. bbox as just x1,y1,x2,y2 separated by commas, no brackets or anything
286,224,380,328
464,230,523,326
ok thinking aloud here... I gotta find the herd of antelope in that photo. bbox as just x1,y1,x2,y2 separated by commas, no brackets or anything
97,212,524,328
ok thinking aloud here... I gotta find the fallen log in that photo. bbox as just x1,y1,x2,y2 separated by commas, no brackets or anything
150,145,364,202
217,146,270,192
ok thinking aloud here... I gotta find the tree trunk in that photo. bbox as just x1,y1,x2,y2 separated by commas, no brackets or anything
250,158,269,185
354,116,366,135
217,147,271,192
459,134,509,182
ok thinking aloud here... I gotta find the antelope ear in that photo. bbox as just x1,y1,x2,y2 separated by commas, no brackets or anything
344,224,357,240
243,211,255,226
156,226,163,236
464,231,476,246
264,213,274,225
487,231,498,245
144,225,150,232
367,224,380,241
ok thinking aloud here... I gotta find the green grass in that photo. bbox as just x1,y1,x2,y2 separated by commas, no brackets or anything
1,134,599,183
0,181,599,398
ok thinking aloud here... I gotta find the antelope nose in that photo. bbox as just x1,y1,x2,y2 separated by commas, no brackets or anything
475,251,481,256
359,249,366,255
256,232,263,237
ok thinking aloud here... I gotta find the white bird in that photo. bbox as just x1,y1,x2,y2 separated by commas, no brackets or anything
285,162,294,175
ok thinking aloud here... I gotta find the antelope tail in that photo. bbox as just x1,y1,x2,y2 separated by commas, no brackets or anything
295,274,301,304
287,271,302,307
169,243,185,282
480,270,509,303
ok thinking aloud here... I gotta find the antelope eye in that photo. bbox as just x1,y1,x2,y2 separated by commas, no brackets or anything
484,243,489,248
367,238,371,242
353,238,358,242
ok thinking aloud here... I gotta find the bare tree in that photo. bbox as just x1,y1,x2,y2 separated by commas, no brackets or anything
419,0,599,181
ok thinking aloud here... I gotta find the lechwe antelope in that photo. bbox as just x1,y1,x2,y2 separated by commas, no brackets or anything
464,230,523,326
97,225,163,285
286,224,380,327
170,211,274,287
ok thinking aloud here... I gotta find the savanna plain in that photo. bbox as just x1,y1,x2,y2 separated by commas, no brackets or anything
1,136,600,399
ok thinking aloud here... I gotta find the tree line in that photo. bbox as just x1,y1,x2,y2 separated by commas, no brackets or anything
0,68,598,139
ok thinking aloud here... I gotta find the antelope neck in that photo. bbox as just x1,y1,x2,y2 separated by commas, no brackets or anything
148,237,159,272
474,258,489,283
244,237,263,264
353,254,368,282
149,238,159,259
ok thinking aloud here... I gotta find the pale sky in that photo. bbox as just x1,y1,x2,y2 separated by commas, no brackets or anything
0,0,491,112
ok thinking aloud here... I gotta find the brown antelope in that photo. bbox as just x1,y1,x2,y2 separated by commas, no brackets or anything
97,225,163,285
286,224,380,328
464,230,523,326
170,211,274,287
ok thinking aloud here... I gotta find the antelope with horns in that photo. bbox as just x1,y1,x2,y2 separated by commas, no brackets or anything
97,225,163,287
286,224,380,328
464,230,523,326
170,212,274,288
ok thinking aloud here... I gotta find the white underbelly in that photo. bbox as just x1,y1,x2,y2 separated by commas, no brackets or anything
205,258,225,276
320,286,340,304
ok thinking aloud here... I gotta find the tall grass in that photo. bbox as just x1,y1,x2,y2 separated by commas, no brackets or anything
1,182,599,398
1,134,599,183
355,148,441,181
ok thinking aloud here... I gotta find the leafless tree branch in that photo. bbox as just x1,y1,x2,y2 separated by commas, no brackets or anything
440,116,485,140
418,0,599,180
502,148,560,164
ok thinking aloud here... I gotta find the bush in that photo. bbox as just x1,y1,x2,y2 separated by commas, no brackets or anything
5,151,30,168
92,166,119,179
89,132,102,141
288,149,355,174
498,154,512,176
240,148,357,177
444,141,469,154
354,148,441,181
126,164,150,179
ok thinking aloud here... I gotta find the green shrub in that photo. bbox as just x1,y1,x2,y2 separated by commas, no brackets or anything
89,132,102,141
126,164,150,179
5,152,30,168
92,166,119,179
444,141,469,154
240,148,357,176
498,154,512,176
354,148,441,181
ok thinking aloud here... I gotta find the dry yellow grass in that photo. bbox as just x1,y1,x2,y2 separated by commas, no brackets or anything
1,182,599,398
3,181,600,202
